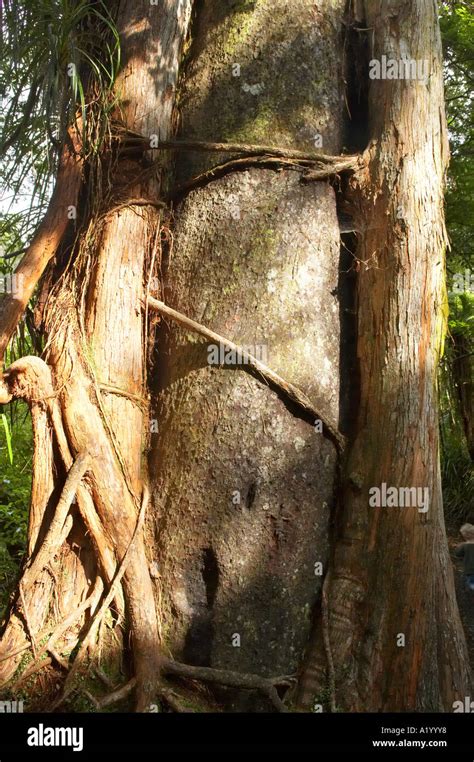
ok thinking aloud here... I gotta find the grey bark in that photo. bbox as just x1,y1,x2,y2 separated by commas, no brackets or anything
150,0,346,709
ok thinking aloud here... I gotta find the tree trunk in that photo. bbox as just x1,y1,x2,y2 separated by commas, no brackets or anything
0,0,193,710
298,0,472,712
149,0,346,709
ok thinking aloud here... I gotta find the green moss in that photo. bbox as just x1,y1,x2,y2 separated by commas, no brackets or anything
225,104,278,145
221,3,258,57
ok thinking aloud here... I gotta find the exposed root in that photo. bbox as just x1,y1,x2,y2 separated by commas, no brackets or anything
0,436,93,685
160,658,296,712
98,677,137,708
9,578,104,691
21,452,92,588
117,128,359,165
96,660,296,713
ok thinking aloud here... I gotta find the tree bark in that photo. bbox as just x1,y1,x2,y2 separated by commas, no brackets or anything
0,0,193,710
298,0,472,711
150,0,346,709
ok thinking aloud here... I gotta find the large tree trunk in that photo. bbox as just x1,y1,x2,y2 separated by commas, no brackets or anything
0,0,193,710
150,0,345,709
298,0,472,711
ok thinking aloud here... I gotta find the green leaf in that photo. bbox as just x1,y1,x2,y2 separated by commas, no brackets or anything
1,414,13,465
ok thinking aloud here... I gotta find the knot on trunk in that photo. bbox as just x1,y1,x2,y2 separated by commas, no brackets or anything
2,356,55,407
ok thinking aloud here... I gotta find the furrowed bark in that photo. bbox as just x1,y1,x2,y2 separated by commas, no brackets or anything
0,0,194,708
298,0,472,711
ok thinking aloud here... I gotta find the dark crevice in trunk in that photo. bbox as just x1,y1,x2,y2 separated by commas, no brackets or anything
337,229,360,438
202,547,219,609
297,5,371,710
342,7,370,153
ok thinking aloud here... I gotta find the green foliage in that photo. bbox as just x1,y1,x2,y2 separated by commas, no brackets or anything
0,402,32,615
441,434,474,524
438,2,474,521
1,414,13,465
448,291,474,339
440,1,474,276
0,0,121,262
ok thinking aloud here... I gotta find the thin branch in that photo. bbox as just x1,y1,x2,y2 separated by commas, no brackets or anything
0,248,28,260
451,351,474,363
147,296,345,452
302,157,359,181
172,156,310,199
